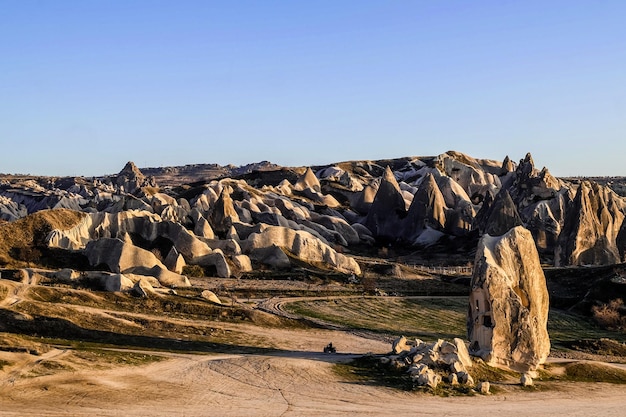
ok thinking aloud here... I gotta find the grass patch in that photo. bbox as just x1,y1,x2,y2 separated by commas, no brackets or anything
286,297,626,345
27,360,74,377
561,362,626,384
0,359,11,370
332,355,414,391
73,349,165,367
286,297,467,339
548,309,626,345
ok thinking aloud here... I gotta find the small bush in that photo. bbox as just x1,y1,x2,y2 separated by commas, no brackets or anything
592,299,626,331
182,265,204,278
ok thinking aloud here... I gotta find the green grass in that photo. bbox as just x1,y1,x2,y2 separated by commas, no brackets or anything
543,362,626,384
548,309,626,345
285,297,625,345
286,297,467,340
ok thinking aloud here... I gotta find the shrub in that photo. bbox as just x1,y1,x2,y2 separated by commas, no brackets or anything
182,265,204,278
592,299,626,331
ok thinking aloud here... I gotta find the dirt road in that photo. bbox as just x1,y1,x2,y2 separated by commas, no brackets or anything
1,328,625,417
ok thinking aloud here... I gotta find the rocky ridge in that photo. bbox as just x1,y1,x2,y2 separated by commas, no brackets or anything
2,151,626,289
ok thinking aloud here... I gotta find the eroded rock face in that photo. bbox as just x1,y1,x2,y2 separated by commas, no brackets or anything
468,226,550,372
555,181,625,266
363,166,406,241
243,226,361,275
84,238,190,288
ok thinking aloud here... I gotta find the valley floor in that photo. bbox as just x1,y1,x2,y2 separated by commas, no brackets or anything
1,329,625,417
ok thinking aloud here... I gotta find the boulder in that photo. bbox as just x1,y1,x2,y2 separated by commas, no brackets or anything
200,290,222,304
477,381,490,394
83,271,134,292
193,250,232,278
132,278,157,298
232,254,253,273
520,373,533,386
392,336,410,354
468,226,550,372
164,247,186,274
248,245,291,269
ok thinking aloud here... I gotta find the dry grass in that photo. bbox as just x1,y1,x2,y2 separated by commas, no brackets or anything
592,299,626,331
0,209,85,267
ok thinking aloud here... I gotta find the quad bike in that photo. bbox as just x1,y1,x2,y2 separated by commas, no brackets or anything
323,343,336,354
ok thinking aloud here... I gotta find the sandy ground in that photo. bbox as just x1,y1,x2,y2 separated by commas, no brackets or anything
1,327,625,417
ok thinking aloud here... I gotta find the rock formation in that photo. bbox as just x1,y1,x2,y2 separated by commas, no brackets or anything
4,152,626,279
85,238,190,287
468,226,550,372
363,166,406,242
555,180,625,266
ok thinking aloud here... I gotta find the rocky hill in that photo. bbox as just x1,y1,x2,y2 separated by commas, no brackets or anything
2,152,626,285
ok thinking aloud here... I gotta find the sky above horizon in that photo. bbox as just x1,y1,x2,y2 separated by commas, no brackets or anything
1,1,625,177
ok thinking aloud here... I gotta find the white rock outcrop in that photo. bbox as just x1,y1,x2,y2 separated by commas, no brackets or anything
468,226,550,372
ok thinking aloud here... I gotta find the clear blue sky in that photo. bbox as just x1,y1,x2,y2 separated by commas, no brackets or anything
1,1,625,177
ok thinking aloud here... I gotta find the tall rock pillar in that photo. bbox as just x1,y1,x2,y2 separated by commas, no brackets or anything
468,226,550,372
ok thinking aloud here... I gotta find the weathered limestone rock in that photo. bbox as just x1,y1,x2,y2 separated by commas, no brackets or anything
244,226,361,275
248,245,291,269
521,373,533,386
363,166,406,241
210,186,240,235
414,369,441,389
404,173,447,242
132,278,157,298
83,271,134,292
85,238,190,287
52,268,80,282
193,213,215,239
193,250,231,278
85,238,161,274
164,247,186,274
293,167,321,192
231,254,253,272
555,180,625,266
392,336,410,354
474,189,523,236
115,161,156,194
468,226,550,372
477,381,490,394
200,290,222,304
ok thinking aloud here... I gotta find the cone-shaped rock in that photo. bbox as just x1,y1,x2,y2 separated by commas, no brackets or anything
115,161,156,194
294,167,321,193
364,166,406,241
555,180,624,266
404,173,447,241
475,189,523,236
501,155,515,174
468,226,550,372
